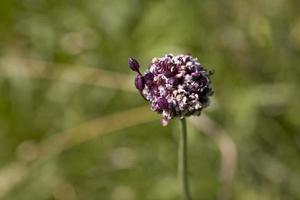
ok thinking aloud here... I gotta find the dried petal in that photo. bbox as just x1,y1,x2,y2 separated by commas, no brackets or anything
161,118,169,126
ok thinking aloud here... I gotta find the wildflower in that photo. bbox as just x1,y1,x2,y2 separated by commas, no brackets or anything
129,54,213,126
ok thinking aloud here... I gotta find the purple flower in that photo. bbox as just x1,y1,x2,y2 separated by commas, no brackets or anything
129,54,213,126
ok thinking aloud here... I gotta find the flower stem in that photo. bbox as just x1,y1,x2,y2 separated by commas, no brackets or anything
179,118,192,200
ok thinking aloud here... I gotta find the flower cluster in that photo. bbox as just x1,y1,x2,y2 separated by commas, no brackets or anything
129,54,213,126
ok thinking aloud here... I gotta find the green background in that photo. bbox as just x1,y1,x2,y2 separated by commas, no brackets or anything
0,0,299,199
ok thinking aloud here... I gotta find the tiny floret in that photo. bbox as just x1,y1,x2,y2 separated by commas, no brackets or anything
128,54,213,126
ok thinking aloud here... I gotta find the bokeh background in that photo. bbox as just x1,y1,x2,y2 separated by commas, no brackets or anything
0,0,299,199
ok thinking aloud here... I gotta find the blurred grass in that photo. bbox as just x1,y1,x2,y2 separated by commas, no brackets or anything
0,0,300,199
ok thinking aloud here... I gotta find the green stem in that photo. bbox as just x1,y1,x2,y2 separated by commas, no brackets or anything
179,118,192,200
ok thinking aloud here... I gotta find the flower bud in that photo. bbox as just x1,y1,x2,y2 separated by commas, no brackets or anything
128,58,140,73
157,97,169,110
134,75,145,91
144,72,154,85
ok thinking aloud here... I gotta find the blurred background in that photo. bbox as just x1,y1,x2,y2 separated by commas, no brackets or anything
0,0,299,199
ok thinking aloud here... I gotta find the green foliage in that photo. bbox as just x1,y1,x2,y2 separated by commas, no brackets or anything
0,0,299,199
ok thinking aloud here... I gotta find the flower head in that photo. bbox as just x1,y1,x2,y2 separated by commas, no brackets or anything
129,54,213,126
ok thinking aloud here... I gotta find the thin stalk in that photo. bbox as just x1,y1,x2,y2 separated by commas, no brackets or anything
179,118,192,200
